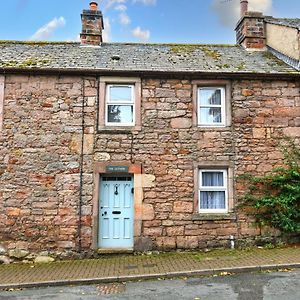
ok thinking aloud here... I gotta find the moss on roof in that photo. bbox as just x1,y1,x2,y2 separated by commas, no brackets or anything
2,57,50,68
0,41,298,74
201,47,222,60
263,51,287,66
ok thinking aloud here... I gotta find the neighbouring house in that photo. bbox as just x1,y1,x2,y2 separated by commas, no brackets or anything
0,1,299,258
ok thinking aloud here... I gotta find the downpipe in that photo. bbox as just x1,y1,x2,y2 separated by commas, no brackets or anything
230,235,235,249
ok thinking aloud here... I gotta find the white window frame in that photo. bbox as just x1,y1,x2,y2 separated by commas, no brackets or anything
105,84,135,126
199,169,228,214
197,87,226,127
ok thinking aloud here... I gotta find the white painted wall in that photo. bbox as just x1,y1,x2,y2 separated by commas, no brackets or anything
266,23,299,60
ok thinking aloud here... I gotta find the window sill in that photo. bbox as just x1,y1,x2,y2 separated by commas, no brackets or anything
195,126,231,131
192,213,236,221
98,126,142,133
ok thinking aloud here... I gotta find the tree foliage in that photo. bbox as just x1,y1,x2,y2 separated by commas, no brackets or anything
241,139,300,233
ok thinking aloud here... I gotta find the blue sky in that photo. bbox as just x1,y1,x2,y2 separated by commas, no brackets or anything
0,0,299,44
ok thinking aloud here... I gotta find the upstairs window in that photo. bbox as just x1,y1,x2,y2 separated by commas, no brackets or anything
197,87,225,126
106,84,135,126
99,77,141,131
199,169,228,213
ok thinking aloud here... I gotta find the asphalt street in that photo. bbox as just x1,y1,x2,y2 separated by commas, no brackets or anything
0,269,299,300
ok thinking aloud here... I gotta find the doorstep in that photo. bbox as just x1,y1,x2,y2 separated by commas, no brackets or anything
97,248,134,254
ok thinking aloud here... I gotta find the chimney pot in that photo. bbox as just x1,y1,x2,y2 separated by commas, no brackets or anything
240,0,248,17
89,1,98,11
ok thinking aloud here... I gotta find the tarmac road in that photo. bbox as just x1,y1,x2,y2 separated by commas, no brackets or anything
0,269,299,300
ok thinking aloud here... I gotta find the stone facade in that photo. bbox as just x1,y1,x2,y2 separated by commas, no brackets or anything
0,74,299,256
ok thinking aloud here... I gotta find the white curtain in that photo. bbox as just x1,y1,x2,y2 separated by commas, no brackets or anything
200,172,225,209
200,191,225,209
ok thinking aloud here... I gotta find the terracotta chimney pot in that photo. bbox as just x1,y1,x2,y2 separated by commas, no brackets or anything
240,0,248,17
90,1,98,11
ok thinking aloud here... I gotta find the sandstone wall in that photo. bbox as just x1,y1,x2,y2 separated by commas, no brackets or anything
0,75,299,255
0,75,98,253
95,78,299,250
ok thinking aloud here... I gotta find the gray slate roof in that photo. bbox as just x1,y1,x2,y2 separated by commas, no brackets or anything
265,17,300,30
0,41,298,75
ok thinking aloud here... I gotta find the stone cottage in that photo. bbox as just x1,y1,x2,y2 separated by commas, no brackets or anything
0,1,299,257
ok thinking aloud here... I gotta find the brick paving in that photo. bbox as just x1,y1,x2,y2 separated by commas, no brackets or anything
0,246,299,288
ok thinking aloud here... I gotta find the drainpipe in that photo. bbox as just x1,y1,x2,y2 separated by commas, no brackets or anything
78,77,85,252
230,235,235,249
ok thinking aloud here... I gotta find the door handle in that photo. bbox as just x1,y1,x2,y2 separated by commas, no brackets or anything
114,186,119,195
112,211,121,215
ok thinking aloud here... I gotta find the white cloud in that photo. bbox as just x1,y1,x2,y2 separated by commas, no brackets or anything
248,0,272,12
115,4,127,11
119,12,131,25
211,0,273,28
105,0,127,10
102,17,112,42
30,17,66,40
132,26,150,41
132,0,156,5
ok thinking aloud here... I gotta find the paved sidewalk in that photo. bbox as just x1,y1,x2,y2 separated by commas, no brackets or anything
0,246,299,289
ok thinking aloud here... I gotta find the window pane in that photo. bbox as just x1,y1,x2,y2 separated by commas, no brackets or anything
200,107,222,124
109,86,132,102
202,172,224,186
200,191,226,209
107,105,133,124
199,89,221,105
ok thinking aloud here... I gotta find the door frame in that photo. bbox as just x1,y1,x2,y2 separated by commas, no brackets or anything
92,161,143,250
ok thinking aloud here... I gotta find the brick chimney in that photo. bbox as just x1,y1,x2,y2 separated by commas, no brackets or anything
80,1,104,46
235,0,266,50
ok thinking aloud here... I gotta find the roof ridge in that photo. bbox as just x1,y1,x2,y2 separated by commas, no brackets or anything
103,42,238,47
0,40,79,45
0,40,238,47
264,17,300,30
266,16,300,20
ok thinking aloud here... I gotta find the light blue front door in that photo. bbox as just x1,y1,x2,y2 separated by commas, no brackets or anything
99,176,134,249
